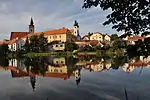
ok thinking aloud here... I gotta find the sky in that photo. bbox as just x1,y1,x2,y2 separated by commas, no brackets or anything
0,0,122,40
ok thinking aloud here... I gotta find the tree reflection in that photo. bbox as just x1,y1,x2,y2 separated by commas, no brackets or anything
0,57,9,67
111,56,126,69
24,57,48,76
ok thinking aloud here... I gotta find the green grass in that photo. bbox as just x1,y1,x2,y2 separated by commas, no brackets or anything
77,49,124,56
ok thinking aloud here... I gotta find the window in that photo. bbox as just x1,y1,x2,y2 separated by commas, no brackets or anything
56,45,58,47
55,36,57,38
61,61,64,64
60,45,63,47
59,35,61,38
53,36,55,38
54,69,58,72
49,36,51,39
56,61,58,64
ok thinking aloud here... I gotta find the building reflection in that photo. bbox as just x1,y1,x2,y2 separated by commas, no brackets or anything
122,56,150,73
0,55,150,91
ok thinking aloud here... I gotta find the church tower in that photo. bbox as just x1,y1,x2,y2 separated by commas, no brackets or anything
73,20,79,36
73,20,81,40
29,17,35,34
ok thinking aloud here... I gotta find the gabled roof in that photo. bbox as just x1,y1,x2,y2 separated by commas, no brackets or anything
10,32,29,40
44,27,71,35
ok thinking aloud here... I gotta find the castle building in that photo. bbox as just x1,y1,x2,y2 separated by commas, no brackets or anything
2,18,81,51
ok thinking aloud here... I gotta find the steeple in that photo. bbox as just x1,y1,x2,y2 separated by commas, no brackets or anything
73,20,80,37
74,20,79,28
29,17,35,34
30,17,34,25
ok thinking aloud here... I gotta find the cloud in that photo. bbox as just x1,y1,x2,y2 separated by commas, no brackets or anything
0,0,121,40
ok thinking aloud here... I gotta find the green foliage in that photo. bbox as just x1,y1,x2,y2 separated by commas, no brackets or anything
110,34,119,41
127,37,150,57
24,37,30,53
65,42,79,52
83,0,150,34
112,39,126,50
38,33,48,52
141,31,150,36
23,34,47,53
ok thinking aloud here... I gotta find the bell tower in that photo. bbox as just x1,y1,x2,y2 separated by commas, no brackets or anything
73,20,81,40
73,20,79,36
29,17,35,34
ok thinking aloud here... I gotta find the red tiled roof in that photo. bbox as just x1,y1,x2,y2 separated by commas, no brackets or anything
44,27,70,35
128,36,144,41
10,32,29,40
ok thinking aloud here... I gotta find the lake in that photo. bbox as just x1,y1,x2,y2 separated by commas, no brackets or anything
0,55,150,100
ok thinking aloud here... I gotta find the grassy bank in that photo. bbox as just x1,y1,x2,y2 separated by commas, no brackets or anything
23,52,73,57
77,49,125,56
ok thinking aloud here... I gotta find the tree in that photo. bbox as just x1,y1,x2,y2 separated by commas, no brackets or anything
29,35,39,52
141,31,150,36
112,39,126,50
83,0,150,34
24,37,30,53
65,42,79,52
38,33,48,52
110,34,119,41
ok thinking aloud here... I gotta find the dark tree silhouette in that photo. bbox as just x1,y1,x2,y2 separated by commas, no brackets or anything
83,0,150,34
110,34,119,41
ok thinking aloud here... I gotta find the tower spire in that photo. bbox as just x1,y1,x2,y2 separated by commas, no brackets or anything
30,17,34,25
74,20,79,28
29,17,35,33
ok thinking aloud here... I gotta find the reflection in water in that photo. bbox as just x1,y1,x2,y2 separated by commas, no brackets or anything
0,55,150,99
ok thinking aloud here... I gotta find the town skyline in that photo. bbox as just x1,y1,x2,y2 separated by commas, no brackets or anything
0,0,122,40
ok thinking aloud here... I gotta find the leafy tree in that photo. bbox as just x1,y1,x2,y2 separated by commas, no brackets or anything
65,42,79,52
38,33,48,52
83,0,150,34
24,37,30,53
112,39,126,50
141,31,150,37
110,34,119,41
29,35,39,52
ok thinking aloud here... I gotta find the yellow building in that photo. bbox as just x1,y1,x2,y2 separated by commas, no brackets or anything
44,27,77,43
90,32,103,41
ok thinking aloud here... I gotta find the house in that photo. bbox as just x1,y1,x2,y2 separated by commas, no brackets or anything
47,41,65,52
82,32,111,43
103,34,111,42
82,35,90,41
90,32,103,41
127,36,145,45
